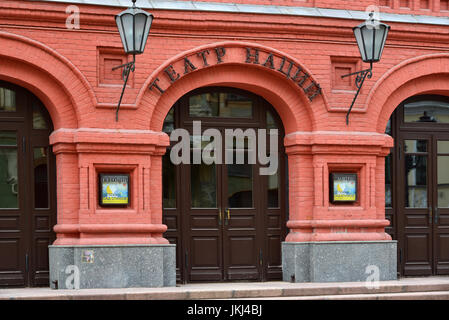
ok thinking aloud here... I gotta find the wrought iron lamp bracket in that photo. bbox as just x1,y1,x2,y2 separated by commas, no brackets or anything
341,63,373,125
112,54,136,121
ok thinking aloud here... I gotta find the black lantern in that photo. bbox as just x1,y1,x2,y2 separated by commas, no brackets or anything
342,12,390,124
353,13,390,65
113,0,153,121
115,1,153,55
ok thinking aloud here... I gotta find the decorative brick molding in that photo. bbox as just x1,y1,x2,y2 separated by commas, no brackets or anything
50,128,169,245
144,41,328,133
365,53,449,133
0,30,96,129
284,131,393,242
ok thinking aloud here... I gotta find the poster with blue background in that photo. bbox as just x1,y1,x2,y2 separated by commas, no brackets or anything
332,173,357,202
100,174,129,205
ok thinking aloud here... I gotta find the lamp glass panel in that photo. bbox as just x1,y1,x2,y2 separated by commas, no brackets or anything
361,26,375,62
353,27,367,61
116,15,127,52
134,13,148,53
379,25,389,61
141,15,153,54
121,13,135,53
374,25,387,61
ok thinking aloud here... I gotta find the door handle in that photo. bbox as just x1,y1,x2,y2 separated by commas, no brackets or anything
225,208,230,226
218,209,222,226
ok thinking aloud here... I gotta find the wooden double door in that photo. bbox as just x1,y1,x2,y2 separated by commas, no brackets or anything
396,133,449,276
0,81,56,287
163,87,286,283
387,95,449,276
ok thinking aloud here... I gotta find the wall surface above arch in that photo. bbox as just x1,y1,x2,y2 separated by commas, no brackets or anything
3,0,449,287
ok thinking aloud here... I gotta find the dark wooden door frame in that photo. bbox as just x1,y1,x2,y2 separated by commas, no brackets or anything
162,86,287,283
431,133,449,275
0,81,56,287
397,132,433,276
389,95,449,277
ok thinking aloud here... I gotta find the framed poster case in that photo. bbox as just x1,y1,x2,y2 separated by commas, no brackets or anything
330,173,357,203
99,173,130,207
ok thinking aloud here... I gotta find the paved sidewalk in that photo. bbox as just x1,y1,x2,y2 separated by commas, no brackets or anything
1,277,449,300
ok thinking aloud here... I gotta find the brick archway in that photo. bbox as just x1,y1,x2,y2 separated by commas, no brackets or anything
0,31,99,248
138,42,329,251
0,31,96,129
367,53,449,133
139,41,328,134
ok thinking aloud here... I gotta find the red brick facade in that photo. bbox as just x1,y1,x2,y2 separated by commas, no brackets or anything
1,0,449,247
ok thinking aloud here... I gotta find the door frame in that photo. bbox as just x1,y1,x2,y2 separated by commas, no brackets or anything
0,81,56,287
389,94,449,277
162,86,287,283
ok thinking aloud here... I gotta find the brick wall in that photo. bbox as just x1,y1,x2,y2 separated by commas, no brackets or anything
1,0,448,243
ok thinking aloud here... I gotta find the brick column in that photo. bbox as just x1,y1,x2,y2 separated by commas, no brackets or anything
49,128,170,245
282,130,397,282
284,131,394,242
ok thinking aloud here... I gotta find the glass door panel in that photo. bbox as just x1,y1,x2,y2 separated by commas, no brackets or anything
267,170,279,208
190,163,217,208
33,147,49,209
227,163,253,208
0,132,19,209
404,154,428,208
437,155,449,208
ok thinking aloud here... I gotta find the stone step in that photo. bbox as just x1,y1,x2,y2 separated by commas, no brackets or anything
1,278,449,300
246,291,449,300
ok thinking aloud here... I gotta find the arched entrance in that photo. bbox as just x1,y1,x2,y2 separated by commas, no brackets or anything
386,94,449,276
162,87,287,283
0,81,56,287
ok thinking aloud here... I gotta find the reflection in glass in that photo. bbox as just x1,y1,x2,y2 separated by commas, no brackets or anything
189,92,252,118
268,170,279,208
438,156,449,208
0,148,18,208
0,87,16,112
33,102,48,130
405,155,427,208
385,119,392,136
0,132,17,146
190,135,219,150
227,163,253,208
404,99,449,123
191,163,216,208
267,110,278,130
163,152,176,208
33,147,49,209
404,140,427,153
385,152,392,207
438,141,449,154
162,107,175,133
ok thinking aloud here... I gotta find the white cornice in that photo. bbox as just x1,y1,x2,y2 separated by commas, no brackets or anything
32,0,449,26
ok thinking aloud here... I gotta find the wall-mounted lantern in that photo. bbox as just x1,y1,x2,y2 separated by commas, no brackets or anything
342,12,390,125
113,0,153,121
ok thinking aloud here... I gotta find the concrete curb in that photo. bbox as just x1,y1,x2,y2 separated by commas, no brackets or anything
1,277,449,300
